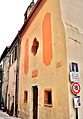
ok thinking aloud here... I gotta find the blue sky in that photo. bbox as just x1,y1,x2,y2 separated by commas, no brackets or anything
0,0,37,56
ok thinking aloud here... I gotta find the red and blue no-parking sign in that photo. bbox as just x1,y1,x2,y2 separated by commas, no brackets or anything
71,82,80,95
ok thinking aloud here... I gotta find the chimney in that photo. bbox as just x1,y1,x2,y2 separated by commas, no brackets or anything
24,1,35,22
32,0,34,3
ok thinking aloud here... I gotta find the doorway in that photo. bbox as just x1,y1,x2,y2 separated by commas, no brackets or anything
32,86,38,119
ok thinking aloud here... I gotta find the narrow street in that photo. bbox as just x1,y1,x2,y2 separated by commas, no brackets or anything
0,110,21,119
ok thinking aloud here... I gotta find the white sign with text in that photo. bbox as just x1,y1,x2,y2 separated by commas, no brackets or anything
70,72,80,82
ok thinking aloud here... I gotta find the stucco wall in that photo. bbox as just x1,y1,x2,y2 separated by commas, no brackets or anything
60,0,83,31
19,0,69,119
2,56,9,107
60,0,83,119
7,60,17,111
65,24,83,119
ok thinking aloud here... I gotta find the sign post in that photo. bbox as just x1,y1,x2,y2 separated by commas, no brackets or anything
74,95,81,119
71,81,80,119
70,62,81,119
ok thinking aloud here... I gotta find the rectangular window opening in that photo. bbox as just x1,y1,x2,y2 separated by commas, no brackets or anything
15,46,17,60
24,91,28,103
44,90,52,107
12,96,14,103
71,62,78,72
9,55,11,66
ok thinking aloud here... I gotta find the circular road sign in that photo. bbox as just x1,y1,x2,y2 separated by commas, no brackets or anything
71,82,80,95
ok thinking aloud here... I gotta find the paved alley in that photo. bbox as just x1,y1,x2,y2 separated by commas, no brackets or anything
0,110,21,119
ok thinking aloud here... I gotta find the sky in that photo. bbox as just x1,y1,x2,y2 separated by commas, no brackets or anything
0,0,37,56
0,0,83,57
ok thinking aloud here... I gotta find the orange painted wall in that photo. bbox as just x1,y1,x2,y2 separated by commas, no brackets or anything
24,39,29,75
42,13,52,65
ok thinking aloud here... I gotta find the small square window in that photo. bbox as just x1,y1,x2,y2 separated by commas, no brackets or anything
24,91,28,103
44,90,52,106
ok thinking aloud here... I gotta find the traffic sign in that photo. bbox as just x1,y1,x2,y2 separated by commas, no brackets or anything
71,82,80,95
70,72,80,82
74,96,81,108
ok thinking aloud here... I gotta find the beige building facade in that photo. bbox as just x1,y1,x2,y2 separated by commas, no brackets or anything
0,47,9,110
18,0,70,118
7,36,20,116
0,0,82,119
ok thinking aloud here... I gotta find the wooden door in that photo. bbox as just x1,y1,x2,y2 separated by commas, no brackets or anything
33,86,38,119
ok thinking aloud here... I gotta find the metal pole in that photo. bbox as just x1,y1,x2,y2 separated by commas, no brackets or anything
76,108,78,119
75,94,78,119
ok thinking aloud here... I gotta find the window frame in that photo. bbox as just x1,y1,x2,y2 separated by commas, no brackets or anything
44,89,52,107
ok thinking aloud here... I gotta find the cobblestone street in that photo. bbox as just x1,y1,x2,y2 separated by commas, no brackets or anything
0,110,21,119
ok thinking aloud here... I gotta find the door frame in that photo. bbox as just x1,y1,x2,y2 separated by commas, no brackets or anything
30,85,39,119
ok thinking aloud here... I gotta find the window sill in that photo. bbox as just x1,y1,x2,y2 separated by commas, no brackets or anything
44,104,52,107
